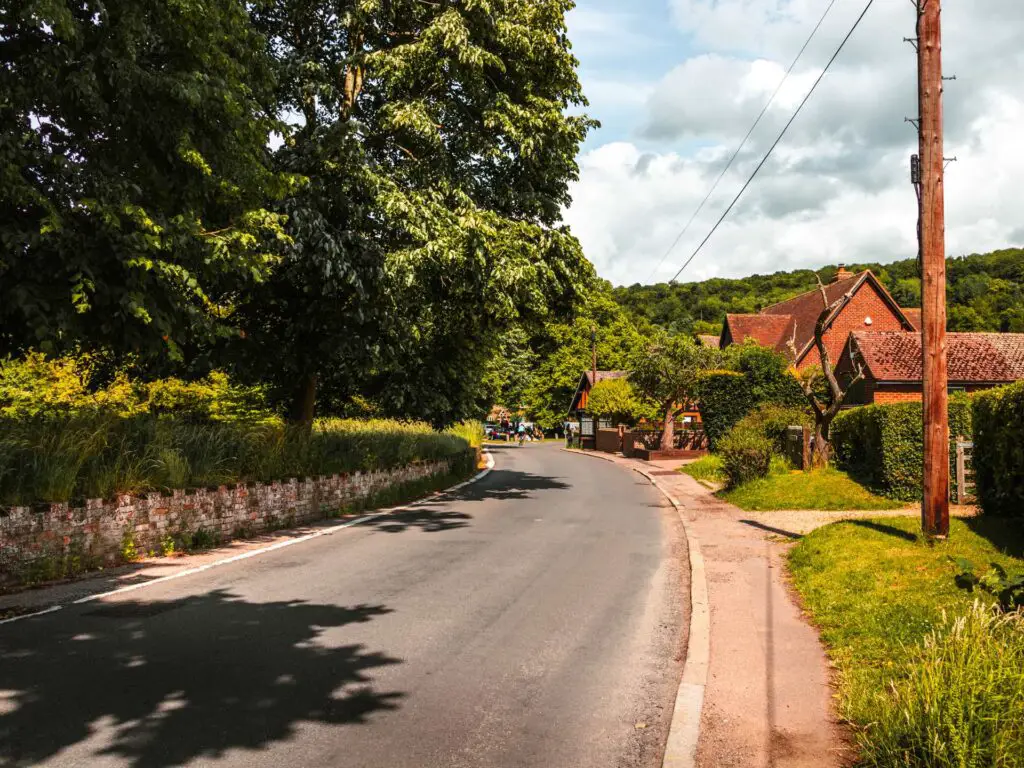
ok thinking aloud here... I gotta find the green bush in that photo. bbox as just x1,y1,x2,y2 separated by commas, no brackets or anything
0,416,476,506
0,352,272,422
972,381,1024,516
697,370,750,449
832,394,972,501
697,345,805,450
718,427,774,488
858,603,1024,768
733,404,811,454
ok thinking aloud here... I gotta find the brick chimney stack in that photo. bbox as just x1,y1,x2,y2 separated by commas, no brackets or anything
832,264,852,283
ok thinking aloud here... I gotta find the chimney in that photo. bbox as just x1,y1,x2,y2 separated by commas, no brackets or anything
832,264,852,283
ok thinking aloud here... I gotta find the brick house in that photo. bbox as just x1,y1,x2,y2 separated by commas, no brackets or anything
835,331,1024,405
719,267,919,370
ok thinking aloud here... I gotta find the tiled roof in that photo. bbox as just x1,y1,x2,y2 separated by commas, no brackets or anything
902,308,922,330
724,314,795,352
850,331,1024,382
584,370,628,386
697,334,721,349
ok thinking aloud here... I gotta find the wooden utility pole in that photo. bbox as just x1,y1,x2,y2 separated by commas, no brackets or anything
916,0,949,537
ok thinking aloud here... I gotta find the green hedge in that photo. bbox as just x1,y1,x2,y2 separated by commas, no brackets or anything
698,359,805,450
718,427,773,488
972,381,1024,516
0,416,478,507
832,394,972,501
697,370,750,449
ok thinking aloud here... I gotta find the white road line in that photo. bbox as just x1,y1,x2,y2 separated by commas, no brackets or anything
1,451,494,627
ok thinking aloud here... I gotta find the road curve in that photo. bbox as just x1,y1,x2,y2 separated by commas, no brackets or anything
0,443,687,768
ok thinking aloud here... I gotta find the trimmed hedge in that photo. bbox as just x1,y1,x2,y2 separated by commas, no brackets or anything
972,381,1024,516
698,359,805,450
831,394,972,501
0,416,480,507
697,370,749,449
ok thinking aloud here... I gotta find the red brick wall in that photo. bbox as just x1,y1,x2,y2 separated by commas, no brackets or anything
868,382,1005,405
873,385,922,404
800,282,907,370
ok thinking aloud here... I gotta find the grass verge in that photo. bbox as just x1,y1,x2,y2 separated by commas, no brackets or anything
789,516,1024,766
679,454,726,485
681,456,902,511
721,466,905,511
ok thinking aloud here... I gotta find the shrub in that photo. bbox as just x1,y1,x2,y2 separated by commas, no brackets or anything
718,426,773,488
0,352,273,422
733,404,811,454
972,381,1024,516
831,394,972,501
586,378,653,425
858,603,1024,768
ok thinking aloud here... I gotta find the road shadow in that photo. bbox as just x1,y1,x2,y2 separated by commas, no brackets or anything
739,519,803,540
962,516,1024,559
451,469,571,503
845,519,919,542
360,506,473,534
0,590,402,767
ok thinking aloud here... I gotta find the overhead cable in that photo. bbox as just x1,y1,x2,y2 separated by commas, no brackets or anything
645,0,842,283
668,0,877,284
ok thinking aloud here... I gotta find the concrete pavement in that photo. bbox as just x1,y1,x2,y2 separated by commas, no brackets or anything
0,444,688,768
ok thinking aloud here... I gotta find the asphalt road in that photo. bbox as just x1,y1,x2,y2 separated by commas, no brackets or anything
0,444,687,768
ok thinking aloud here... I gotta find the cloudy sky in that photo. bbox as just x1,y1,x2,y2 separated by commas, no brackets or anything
562,0,1024,287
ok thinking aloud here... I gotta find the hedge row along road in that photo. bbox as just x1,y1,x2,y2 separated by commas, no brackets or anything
0,443,688,768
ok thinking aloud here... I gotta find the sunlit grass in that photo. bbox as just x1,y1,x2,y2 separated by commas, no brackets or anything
721,466,905,511
789,517,1024,766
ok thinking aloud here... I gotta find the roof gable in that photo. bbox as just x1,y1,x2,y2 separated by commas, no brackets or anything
760,270,915,363
568,370,629,415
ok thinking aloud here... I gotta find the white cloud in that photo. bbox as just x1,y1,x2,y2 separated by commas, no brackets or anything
565,0,1024,285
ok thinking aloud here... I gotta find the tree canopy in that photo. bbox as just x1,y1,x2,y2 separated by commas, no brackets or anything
238,0,596,424
2,0,597,427
1,0,293,360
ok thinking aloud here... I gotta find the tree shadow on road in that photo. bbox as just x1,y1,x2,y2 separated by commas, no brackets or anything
0,590,402,767
451,469,570,502
361,506,473,534
353,469,571,535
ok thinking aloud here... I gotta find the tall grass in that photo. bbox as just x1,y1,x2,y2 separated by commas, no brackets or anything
858,603,1024,768
0,415,476,506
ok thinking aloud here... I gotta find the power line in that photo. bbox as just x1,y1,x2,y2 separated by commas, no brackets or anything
668,0,876,284
646,0,841,283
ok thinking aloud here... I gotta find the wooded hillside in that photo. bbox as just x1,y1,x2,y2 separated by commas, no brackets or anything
612,248,1024,336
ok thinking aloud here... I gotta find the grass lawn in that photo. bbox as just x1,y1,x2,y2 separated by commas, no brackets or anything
681,456,903,511
721,466,905,511
789,516,1024,766
679,454,726,485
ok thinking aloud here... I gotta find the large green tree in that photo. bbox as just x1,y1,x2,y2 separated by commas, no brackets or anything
1,0,292,360
631,332,719,451
242,0,596,424
524,288,651,429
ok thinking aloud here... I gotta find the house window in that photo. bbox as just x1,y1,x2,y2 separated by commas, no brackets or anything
949,385,966,394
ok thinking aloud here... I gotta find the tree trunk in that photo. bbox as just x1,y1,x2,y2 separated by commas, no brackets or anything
660,403,675,452
812,421,831,468
289,372,319,425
